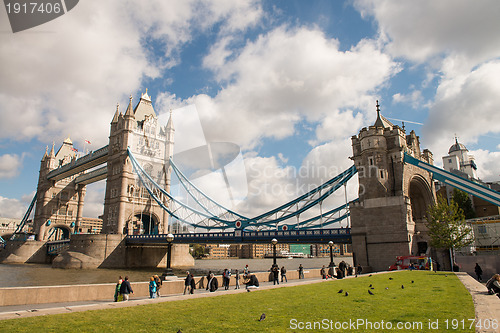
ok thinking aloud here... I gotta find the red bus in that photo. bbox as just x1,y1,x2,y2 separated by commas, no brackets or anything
388,256,433,271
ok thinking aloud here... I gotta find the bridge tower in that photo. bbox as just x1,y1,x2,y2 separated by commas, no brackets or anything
33,139,86,241
350,102,436,271
102,91,174,236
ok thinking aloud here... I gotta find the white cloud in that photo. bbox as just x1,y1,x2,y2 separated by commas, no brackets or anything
470,149,500,182
197,26,399,149
0,153,24,179
422,60,500,158
81,182,106,218
354,0,500,69
0,193,33,219
392,90,423,109
0,0,263,147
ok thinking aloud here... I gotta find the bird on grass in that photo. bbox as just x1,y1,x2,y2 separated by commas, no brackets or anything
385,287,389,290
369,284,372,287
389,277,393,280
401,285,405,289
259,313,266,321
247,289,251,292
345,291,349,296
411,280,414,284
177,330,182,333
370,287,375,290
337,289,343,293
369,274,373,277
368,290,374,295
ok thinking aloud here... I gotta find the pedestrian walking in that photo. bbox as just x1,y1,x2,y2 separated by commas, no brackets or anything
223,268,231,290
272,265,280,285
281,266,287,283
206,273,218,292
189,273,196,294
114,276,123,302
243,264,249,278
356,264,362,276
235,269,240,289
320,265,327,279
475,263,483,282
184,271,192,295
298,264,304,279
119,276,133,301
149,276,157,298
154,275,162,297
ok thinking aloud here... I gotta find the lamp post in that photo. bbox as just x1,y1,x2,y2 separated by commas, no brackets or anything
272,238,278,267
328,241,334,267
162,233,175,279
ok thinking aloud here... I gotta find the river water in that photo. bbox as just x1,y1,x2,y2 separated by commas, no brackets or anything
0,257,352,288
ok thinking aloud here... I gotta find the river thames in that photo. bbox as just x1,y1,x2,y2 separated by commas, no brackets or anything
0,256,352,288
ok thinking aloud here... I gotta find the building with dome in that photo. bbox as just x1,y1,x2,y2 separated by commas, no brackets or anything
442,138,477,180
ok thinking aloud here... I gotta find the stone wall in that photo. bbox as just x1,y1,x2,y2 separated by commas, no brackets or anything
0,268,323,307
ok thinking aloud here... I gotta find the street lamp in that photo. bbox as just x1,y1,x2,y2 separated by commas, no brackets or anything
162,233,175,279
328,241,334,268
271,238,278,267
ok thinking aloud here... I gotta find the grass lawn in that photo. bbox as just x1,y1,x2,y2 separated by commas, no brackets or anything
1,271,475,332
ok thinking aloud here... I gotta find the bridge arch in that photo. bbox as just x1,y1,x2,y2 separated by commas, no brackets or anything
407,174,434,255
44,224,71,241
126,211,160,235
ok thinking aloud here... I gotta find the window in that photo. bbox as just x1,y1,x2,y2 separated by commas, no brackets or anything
448,159,452,164
380,170,384,179
477,225,487,234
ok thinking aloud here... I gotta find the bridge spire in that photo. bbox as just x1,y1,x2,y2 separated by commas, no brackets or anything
49,142,55,158
42,146,48,161
124,95,134,117
112,103,120,123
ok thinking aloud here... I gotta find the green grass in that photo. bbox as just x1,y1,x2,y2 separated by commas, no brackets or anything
1,271,475,332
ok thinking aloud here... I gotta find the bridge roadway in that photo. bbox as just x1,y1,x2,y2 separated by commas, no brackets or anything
126,227,351,245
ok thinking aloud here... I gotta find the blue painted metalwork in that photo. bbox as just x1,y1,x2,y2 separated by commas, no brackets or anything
126,227,351,245
10,193,37,240
128,148,356,231
46,239,70,255
404,153,500,206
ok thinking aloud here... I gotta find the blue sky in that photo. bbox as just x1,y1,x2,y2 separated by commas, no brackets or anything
1,0,500,220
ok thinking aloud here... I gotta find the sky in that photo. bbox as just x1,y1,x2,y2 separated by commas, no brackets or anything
1,0,500,223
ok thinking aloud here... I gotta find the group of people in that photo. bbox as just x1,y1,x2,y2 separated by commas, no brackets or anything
270,264,287,285
475,262,500,298
114,276,134,302
205,265,260,292
317,261,360,280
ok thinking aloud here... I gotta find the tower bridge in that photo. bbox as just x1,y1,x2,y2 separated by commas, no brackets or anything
3,95,500,272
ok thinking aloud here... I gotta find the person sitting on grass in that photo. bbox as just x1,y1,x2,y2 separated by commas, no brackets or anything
486,274,500,297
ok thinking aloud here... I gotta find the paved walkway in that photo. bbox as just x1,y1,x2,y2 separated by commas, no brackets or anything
0,276,328,320
1,271,499,333
455,272,500,333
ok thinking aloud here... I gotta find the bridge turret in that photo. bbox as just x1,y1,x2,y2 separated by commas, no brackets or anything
349,101,436,272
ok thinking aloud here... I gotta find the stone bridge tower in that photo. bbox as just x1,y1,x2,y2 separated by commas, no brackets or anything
102,91,174,236
350,102,436,272
34,139,86,241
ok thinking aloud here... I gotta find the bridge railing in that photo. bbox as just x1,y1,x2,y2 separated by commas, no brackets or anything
46,239,70,255
126,228,351,245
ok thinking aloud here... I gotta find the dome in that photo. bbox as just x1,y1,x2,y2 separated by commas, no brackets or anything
448,138,467,154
